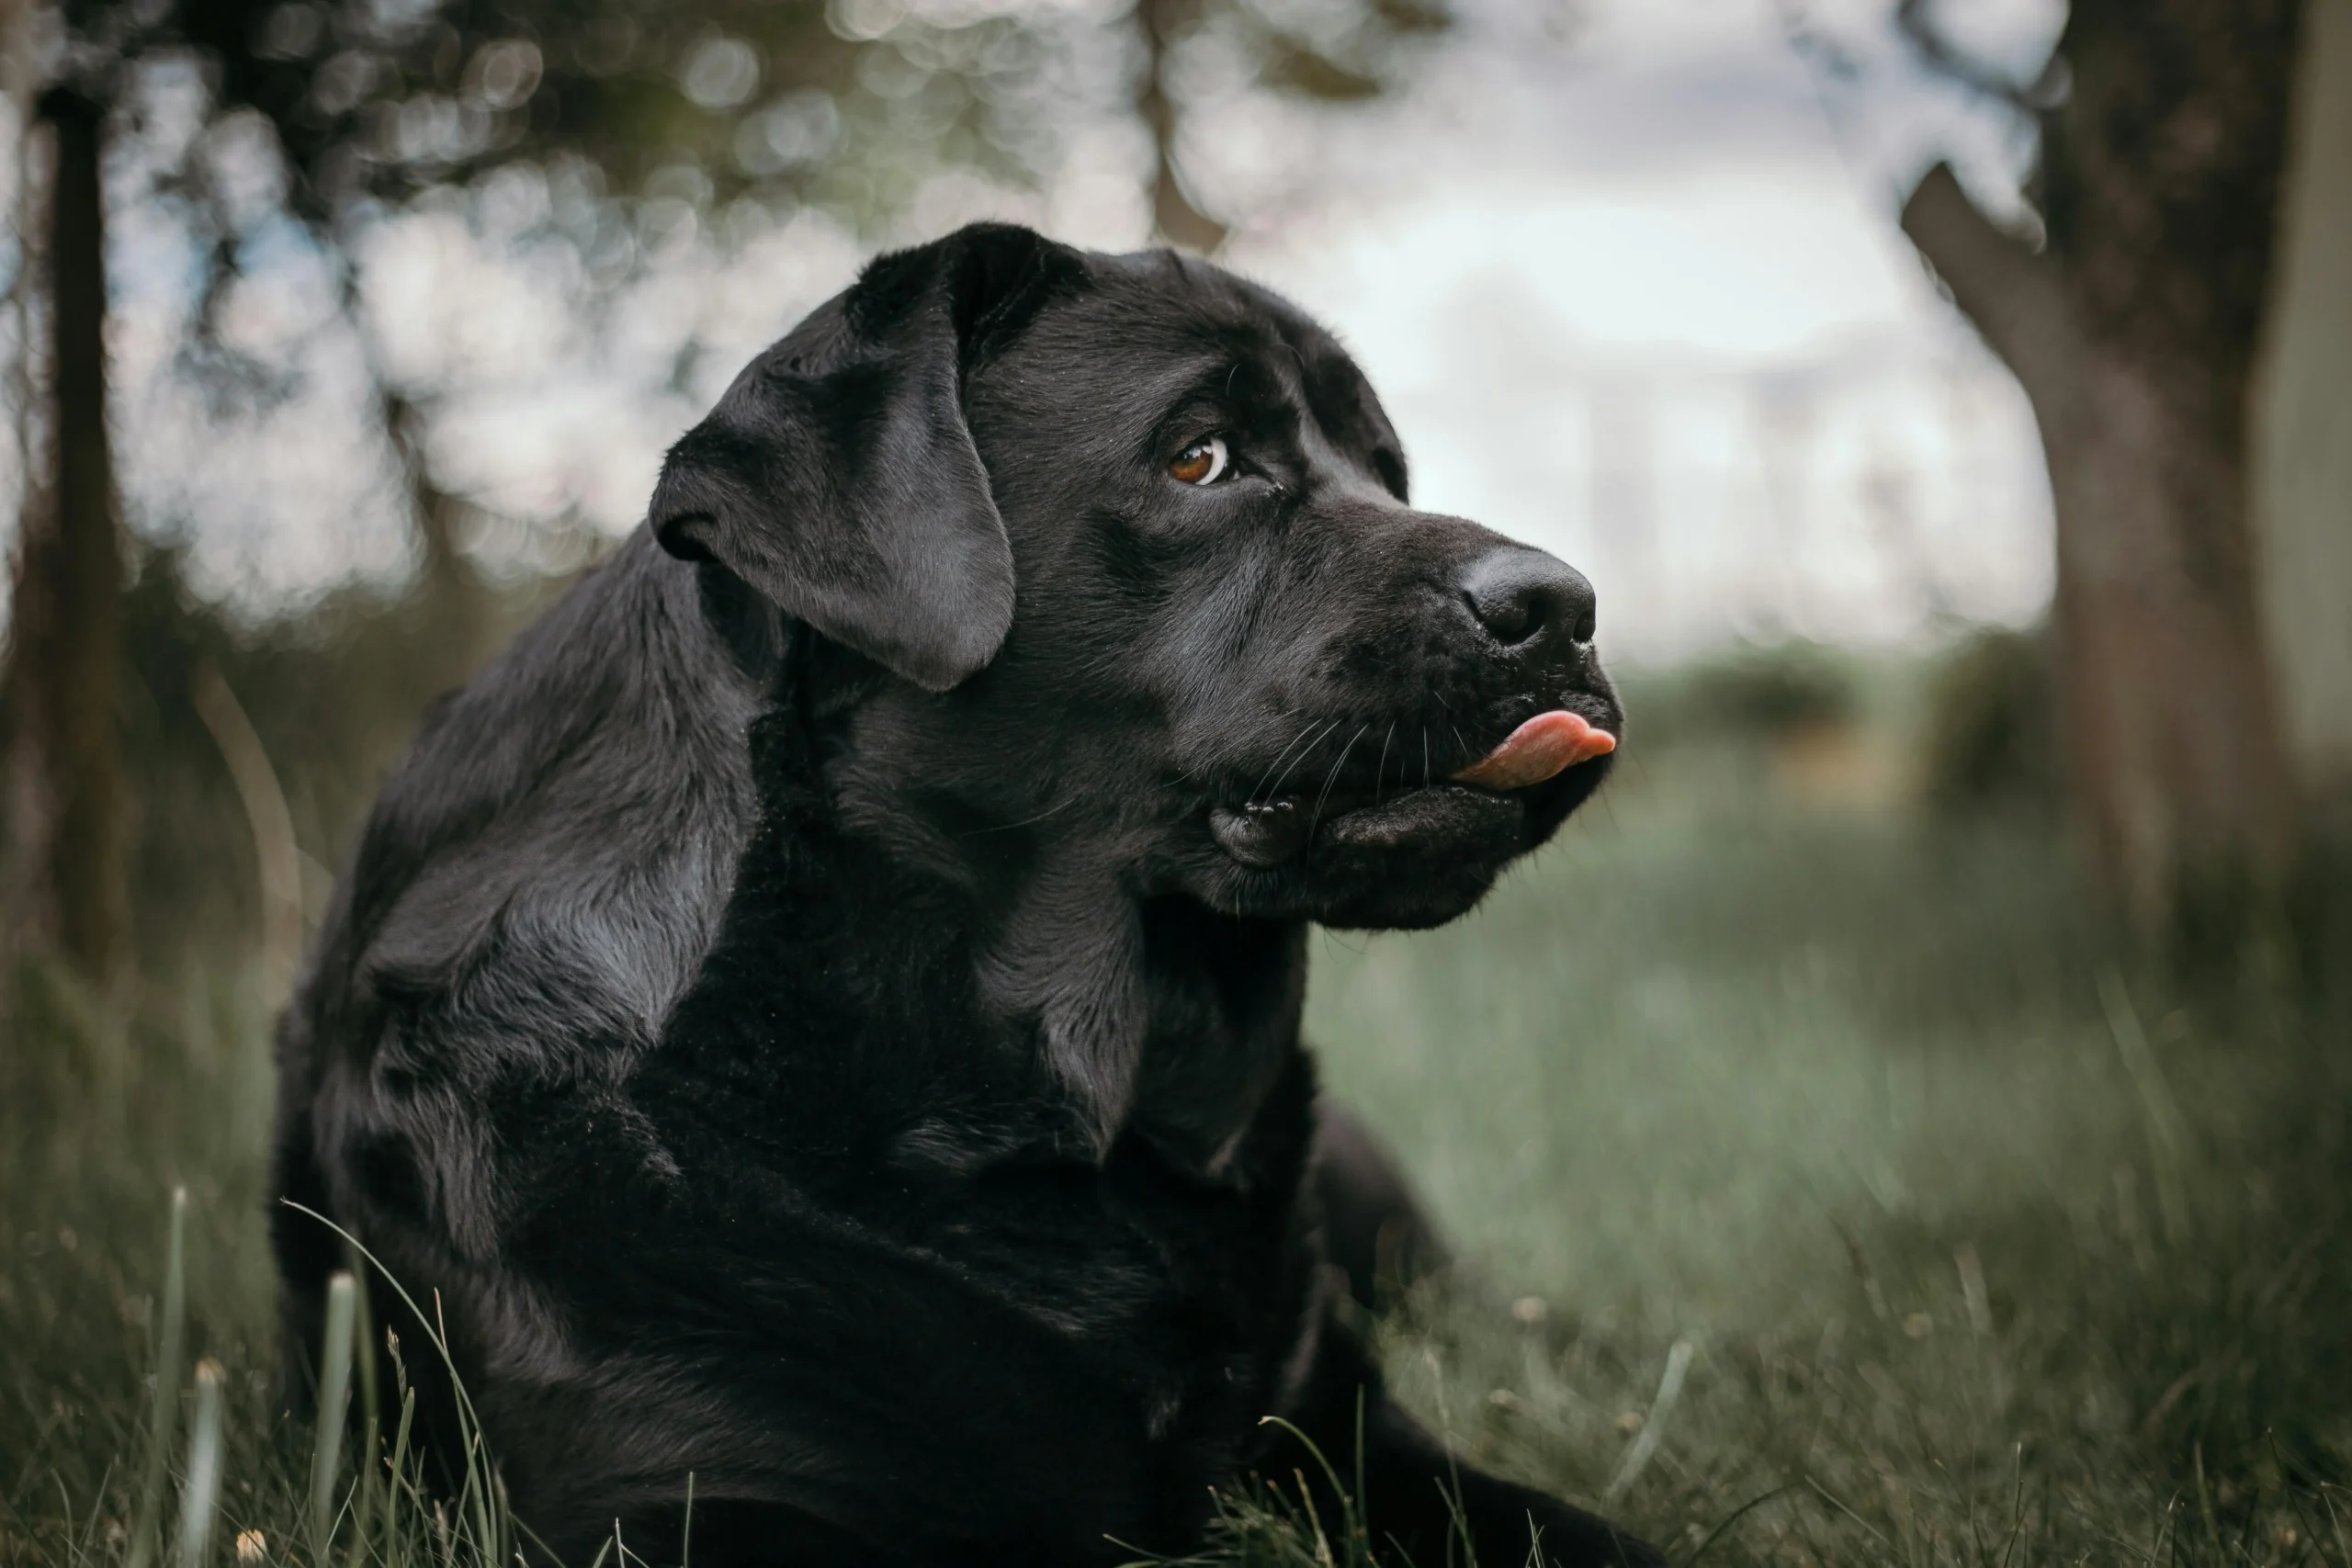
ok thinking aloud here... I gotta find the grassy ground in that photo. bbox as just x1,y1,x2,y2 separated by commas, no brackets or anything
1287,739,2352,1567
5,658,2349,1568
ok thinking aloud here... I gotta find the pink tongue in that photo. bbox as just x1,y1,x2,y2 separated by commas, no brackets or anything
1449,711,1617,792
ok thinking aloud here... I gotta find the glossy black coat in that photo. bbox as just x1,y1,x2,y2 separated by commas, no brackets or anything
273,225,1649,1567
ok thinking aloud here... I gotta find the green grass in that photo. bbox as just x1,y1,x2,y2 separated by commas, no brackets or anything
1291,747,2352,1565
6,698,2349,1568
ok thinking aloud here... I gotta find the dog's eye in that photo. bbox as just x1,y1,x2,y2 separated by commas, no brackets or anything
1168,436,1229,487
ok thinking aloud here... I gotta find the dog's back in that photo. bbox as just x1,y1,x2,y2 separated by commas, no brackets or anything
270,534,775,1383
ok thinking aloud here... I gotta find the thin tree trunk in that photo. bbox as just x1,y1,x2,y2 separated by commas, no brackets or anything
1135,0,1226,253
1898,0,2305,943
379,386,497,693
3,87,128,981
383,388,469,599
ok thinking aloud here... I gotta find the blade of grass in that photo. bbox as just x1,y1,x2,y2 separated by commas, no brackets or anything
1287,1470,1337,1568
1803,1477,1894,1552
75,1460,119,1565
282,1208,500,1511
463,1430,494,1568
1352,1390,1368,1564
1257,1417,1357,1528
1420,1346,1469,1568
383,1382,417,1568
2319,1486,2350,1567
2194,1443,2222,1561
345,1256,381,1568
311,1272,358,1565
128,1187,190,1568
1680,1483,1800,1568
174,1361,225,1568
285,1204,522,1568
1605,1340,1693,1506
2100,970,2191,1249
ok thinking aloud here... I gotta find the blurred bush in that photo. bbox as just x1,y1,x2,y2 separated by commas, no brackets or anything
65,551,565,974
1614,629,2070,823
1917,623,2059,819
1618,638,1859,751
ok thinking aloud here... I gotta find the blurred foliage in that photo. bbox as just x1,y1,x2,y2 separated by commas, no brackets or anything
109,553,563,965
1615,629,2071,825
1917,623,2059,818
1617,638,1860,752
43,0,1456,265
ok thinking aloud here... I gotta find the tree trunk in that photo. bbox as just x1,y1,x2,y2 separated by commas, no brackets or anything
2250,0,2352,807
3,87,129,982
1135,0,1227,253
1899,0,2304,942
379,387,501,693
384,388,471,600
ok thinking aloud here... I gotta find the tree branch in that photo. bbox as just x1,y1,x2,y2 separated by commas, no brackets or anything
1901,162,2076,402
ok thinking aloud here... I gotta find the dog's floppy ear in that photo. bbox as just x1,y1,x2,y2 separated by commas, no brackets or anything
650,223,1085,692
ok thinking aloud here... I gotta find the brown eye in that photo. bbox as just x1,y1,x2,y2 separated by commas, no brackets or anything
1168,435,1229,486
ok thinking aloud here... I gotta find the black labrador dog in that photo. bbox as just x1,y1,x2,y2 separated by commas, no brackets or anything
273,223,1648,1568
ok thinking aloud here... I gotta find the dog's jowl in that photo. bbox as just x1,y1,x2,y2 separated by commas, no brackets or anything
272,224,1654,1567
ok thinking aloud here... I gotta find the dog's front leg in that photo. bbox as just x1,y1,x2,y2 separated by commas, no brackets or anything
1267,1316,1664,1568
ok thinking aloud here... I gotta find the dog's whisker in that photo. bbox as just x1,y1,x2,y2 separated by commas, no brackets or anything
1253,714,1325,800
1312,725,1369,824
1262,718,1343,805
1250,725,1315,807
1249,716,1326,805
1374,723,1395,802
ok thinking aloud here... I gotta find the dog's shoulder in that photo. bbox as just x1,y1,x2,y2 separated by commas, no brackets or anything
310,532,778,1088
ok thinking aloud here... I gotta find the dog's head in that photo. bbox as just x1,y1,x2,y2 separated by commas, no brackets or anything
653,223,1620,936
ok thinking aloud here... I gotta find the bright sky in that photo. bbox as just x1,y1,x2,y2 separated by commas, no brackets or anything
1229,0,2064,660
22,0,2070,664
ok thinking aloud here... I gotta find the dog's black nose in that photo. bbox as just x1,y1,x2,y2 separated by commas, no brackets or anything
1460,549,1597,648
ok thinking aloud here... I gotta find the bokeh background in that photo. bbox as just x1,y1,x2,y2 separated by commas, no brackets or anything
4,0,2350,1563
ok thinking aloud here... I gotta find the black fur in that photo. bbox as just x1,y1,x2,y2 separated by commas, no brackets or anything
274,224,1650,1567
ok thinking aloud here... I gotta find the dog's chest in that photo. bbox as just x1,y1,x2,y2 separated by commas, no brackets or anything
869,1043,1318,1331
604,802,1329,1483
635,1012,1323,1422
889,1079,1324,1460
